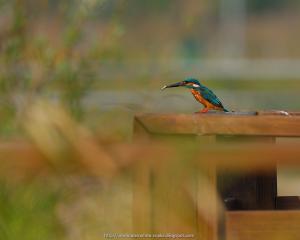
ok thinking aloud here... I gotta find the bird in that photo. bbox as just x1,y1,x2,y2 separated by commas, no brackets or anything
161,78,229,113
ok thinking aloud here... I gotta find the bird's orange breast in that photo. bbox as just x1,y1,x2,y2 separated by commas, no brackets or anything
191,89,206,105
190,89,222,110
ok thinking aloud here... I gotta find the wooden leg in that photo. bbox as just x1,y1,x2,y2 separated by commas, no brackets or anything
196,165,221,240
151,158,199,234
132,159,152,233
196,135,224,240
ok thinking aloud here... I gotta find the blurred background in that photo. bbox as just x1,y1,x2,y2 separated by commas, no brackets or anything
1,0,300,138
1,0,300,239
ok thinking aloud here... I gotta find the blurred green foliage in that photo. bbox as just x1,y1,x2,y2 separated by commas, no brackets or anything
0,0,98,134
0,181,63,240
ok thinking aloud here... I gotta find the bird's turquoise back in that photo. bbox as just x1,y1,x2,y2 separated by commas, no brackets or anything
197,85,228,111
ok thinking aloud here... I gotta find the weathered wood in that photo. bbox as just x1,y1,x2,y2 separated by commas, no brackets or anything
227,211,300,240
3,140,300,173
151,157,199,235
197,143,300,171
195,135,220,240
196,165,221,240
135,113,300,137
133,113,290,239
133,116,151,139
132,158,152,233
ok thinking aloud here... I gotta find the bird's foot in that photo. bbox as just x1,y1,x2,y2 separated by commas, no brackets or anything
195,108,209,113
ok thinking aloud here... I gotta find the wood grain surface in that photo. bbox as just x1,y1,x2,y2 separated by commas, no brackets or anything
135,112,300,136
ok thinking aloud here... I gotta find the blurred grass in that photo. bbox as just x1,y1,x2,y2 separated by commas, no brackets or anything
0,180,63,240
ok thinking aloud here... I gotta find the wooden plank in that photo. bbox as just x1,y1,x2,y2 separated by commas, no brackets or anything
197,143,300,171
227,211,300,240
3,141,300,175
135,113,300,137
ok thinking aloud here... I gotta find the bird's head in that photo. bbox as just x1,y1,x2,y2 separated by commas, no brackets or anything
161,78,201,90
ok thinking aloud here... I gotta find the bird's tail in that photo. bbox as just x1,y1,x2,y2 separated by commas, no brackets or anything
223,108,229,112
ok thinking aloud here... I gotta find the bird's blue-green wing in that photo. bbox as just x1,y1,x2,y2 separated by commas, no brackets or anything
199,86,224,108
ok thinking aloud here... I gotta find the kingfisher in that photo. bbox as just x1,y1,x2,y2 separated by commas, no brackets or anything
161,78,229,113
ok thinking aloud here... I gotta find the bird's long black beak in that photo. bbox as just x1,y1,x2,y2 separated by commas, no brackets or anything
161,81,185,90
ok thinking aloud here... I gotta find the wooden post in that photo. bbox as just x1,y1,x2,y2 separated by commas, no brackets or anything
132,117,152,233
132,157,152,233
196,164,221,240
195,135,221,240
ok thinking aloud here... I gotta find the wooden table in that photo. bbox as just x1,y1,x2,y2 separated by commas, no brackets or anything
133,111,300,239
